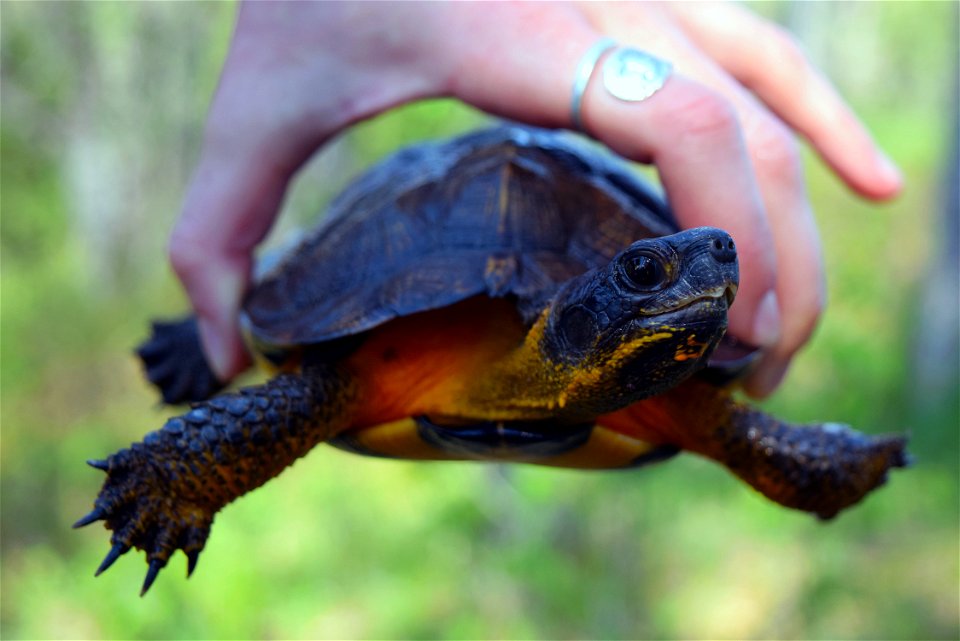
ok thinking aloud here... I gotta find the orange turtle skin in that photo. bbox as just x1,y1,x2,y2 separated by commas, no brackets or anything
76,126,907,595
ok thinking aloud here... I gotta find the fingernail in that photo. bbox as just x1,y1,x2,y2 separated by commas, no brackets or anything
745,359,789,399
198,319,230,383
877,151,903,188
200,263,248,382
751,290,781,349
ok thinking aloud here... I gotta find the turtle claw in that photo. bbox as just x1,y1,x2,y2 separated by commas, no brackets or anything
86,459,110,472
140,559,164,597
73,507,107,529
186,550,200,578
95,542,129,577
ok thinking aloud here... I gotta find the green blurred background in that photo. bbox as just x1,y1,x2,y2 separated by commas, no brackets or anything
2,3,957,639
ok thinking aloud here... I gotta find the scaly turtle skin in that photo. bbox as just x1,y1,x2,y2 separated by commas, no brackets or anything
76,126,907,595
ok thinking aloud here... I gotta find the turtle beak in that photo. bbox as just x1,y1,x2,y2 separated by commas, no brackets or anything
724,283,738,308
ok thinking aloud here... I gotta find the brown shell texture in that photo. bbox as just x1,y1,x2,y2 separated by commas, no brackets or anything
244,125,677,348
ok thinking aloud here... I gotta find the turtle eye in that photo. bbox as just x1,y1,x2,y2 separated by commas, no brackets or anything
622,252,666,291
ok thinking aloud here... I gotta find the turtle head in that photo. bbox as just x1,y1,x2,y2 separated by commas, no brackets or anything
541,227,739,415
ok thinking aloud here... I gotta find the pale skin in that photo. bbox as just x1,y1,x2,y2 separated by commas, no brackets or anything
170,1,902,398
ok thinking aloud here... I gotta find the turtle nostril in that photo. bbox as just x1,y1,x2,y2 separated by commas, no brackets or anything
708,233,737,264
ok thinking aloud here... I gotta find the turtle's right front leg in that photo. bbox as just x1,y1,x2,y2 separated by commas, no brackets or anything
74,365,358,595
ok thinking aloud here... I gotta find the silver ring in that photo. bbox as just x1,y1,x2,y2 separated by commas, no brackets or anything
602,48,672,103
570,37,617,131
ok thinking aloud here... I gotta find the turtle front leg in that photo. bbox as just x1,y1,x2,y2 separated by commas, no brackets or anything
712,405,908,519
604,379,908,519
683,380,907,519
74,365,358,595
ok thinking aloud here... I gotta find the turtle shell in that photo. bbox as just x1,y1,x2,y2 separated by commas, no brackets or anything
244,125,678,349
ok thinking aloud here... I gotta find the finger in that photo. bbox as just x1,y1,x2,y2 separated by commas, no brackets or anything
170,156,283,382
171,1,456,381
170,73,318,382
738,124,825,397
605,79,782,354
575,2,829,395
667,1,903,200
443,4,780,350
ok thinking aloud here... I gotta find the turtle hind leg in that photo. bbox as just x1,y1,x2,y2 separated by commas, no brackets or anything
136,316,224,404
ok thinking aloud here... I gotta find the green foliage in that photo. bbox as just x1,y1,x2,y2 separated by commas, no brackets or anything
2,3,957,640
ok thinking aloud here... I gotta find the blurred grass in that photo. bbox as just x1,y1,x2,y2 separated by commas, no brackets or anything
2,2,958,640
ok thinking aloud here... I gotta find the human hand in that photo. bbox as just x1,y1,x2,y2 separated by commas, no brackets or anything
170,1,901,397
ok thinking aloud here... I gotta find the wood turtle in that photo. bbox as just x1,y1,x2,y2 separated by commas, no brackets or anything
75,125,907,595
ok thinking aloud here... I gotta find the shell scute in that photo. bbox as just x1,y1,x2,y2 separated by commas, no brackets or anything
244,126,676,349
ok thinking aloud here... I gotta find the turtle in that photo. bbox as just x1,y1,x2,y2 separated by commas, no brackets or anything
75,125,907,596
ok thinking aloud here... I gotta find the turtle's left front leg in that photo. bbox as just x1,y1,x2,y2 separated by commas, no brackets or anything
74,365,358,595
710,403,908,519
604,379,908,519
